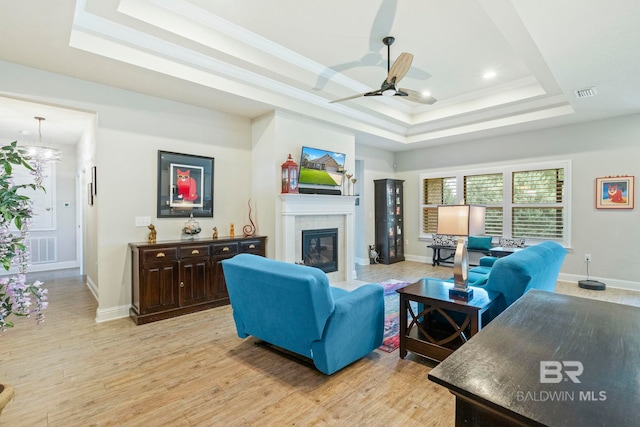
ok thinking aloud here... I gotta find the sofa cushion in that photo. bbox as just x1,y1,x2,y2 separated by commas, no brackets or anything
468,236,493,250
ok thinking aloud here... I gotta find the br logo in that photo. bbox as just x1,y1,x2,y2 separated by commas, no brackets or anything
540,361,583,383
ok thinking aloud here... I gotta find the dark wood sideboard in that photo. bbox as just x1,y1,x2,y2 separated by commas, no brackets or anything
129,236,266,325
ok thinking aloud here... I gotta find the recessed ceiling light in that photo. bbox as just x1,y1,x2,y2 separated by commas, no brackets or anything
483,71,497,79
422,91,431,97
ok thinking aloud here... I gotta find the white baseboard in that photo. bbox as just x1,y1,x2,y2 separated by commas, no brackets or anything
355,256,369,265
404,254,428,263
86,275,98,301
30,261,80,272
87,274,130,323
558,273,640,292
0,260,79,275
96,305,130,323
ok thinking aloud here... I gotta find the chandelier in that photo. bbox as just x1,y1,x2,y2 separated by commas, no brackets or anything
20,116,61,169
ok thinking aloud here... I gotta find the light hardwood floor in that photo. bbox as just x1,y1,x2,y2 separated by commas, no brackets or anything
1,263,638,426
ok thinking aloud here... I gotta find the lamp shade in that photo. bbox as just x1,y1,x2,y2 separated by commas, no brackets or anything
436,205,486,236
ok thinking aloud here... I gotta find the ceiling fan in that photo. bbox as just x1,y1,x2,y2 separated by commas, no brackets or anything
330,36,437,105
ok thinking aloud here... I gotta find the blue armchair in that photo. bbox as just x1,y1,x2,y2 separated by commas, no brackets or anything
221,254,384,375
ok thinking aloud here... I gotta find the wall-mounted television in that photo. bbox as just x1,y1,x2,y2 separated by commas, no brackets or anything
299,146,346,187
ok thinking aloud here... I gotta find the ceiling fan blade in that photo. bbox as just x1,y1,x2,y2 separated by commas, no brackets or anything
400,88,438,105
387,52,413,84
329,92,368,103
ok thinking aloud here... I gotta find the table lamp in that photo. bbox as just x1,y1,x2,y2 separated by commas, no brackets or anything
436,205,486,300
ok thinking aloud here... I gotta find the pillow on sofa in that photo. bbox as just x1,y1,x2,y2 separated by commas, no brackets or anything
499,237,526,248
468,236,493,250
432,234,456,247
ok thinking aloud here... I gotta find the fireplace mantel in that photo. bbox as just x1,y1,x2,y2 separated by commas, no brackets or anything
278,194,357,281
279,194,358,215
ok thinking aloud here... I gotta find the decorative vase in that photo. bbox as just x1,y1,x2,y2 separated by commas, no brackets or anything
0,383,15,415
182,213,201,239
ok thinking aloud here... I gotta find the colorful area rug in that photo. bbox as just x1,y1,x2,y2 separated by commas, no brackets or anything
378,279,414,352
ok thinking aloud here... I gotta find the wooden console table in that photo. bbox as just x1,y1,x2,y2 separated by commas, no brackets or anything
428,245,492,266
130,236,266,324
428,290,640,426
397,279,500,362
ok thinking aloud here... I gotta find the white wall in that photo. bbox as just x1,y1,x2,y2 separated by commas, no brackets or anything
354,144,396,262
393,114,640,290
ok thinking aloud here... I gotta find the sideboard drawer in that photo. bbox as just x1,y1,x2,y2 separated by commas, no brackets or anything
212,242,239,256
240,239,263,254
142,248,178,263
179,245,210,258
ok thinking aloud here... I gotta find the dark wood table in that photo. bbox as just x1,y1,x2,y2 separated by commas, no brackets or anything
428,290,640,426
397,278,500,362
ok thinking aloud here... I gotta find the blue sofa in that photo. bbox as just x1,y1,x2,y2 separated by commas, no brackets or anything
221,254,384,375
455,241,567,312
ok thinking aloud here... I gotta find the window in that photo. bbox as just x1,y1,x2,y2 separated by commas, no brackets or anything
512,168,565,239
464,173,503,236
420,161,571,246
422,177,456,234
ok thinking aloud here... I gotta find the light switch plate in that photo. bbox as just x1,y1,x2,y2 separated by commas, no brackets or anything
135,216,151,227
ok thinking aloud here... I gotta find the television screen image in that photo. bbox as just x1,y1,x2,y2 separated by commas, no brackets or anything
299,146,346,187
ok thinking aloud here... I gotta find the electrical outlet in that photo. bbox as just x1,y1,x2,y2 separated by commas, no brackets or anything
584,253,592,262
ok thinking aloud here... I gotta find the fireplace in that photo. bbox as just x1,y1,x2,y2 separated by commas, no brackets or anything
278,194,357,282
302,228,338,273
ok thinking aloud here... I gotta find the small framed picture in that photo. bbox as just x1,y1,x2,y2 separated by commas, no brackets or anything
595,176,634,209
91,166,97,195
88,183,94,206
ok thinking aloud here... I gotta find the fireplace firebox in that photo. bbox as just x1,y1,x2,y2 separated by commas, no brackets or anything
302,228,338,273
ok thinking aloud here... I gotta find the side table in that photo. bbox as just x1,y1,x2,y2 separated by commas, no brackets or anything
397,278,500,362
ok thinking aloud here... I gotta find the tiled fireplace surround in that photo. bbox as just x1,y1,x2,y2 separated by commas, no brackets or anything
279,194,357,282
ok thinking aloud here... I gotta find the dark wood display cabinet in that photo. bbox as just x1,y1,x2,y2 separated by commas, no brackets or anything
129,236,266,325
374,179,405,264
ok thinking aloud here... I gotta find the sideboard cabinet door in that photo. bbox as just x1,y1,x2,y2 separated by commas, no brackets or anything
211,242,239,302
179,244,211,307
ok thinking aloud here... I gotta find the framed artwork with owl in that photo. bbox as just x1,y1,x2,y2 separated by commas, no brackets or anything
595,176,634,209
157,150,214,218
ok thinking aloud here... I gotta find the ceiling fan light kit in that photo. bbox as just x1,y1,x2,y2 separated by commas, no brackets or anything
330,36,437,105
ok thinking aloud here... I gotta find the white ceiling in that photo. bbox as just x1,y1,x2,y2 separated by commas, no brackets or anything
0,0,639,151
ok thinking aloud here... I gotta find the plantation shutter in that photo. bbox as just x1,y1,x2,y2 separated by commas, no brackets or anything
464,173,503,236
512,168,565,239
422,177,456,233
